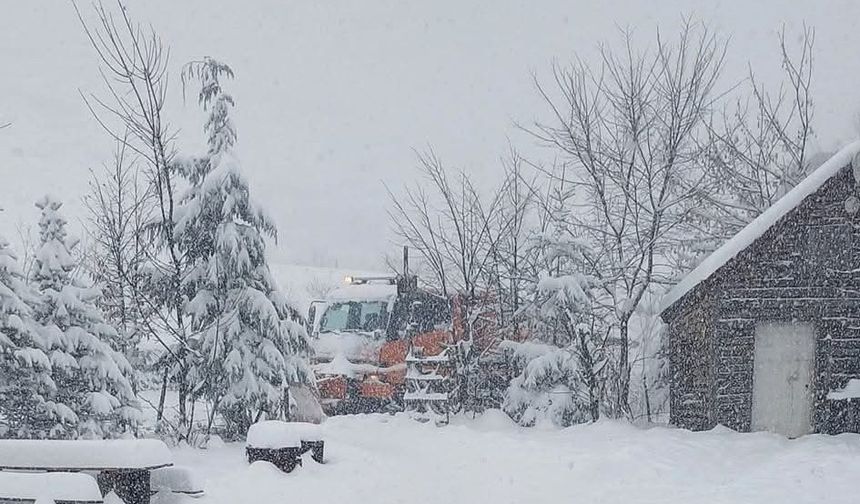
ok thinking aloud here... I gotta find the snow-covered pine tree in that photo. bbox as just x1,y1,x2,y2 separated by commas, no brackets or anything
502,231,607,427
0,235,57,437
502,275,604,427
502,340,590,427
176,58,311,437
32,196,138,438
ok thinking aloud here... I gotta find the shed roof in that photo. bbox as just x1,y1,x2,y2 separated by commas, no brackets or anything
660,140,860,314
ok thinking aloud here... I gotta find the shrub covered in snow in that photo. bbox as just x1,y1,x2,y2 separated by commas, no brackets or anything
503,235,609,427
502,340,592,427
0,235,55,437
502,322,609,428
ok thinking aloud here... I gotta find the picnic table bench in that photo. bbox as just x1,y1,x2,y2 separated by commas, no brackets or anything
246,421,325,473
0,439,173,504
0,471,103,504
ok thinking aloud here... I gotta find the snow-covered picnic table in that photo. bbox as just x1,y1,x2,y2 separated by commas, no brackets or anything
0,471,103,503
246,421,325,472
0,439,172,471
0,439,173,504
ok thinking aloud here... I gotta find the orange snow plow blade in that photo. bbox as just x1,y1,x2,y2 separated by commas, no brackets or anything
360,379,395,398
317,375,347,399
316,331,455,404
379,339,409,367
412,330,451,356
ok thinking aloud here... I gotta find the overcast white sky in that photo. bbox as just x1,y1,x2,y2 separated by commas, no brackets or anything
1,0,859,270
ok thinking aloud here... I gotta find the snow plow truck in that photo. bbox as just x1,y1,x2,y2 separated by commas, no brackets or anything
306,268,455,415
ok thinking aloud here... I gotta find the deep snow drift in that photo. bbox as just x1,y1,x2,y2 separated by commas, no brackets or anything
171,412,860,504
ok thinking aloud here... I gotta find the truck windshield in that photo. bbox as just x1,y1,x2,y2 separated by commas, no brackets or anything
319,301,387,333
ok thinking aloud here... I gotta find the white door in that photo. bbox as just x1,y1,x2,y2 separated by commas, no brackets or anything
751,322,815,437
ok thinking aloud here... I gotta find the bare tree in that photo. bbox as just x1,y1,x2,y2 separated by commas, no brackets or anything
701,25,816,241
14,222,37,281
388,150,507,411
519,160,620,420
530,21,727,413
83,133,154,368
488,149,537,341
75,0,196,436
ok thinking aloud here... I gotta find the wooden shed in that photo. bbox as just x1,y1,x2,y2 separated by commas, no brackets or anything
660,142,860,437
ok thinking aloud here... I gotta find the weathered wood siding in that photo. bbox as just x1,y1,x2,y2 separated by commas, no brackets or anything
666,164,860,434
668,288,715,431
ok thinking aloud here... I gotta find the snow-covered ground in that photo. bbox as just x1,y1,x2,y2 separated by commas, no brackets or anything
168,412,860,504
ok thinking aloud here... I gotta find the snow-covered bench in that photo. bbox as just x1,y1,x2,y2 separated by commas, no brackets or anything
0,439,173,504
246,421,325,472
151,466,204,498
0,471,103,504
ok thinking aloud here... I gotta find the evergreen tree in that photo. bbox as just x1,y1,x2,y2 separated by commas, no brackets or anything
0,235,56,437
176,58,311,436
32,196,138,438
502,226,609,427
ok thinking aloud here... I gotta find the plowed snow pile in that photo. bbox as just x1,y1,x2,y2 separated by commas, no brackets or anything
174,412,860,504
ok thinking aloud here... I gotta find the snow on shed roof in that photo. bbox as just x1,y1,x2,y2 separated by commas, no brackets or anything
661,140,860,314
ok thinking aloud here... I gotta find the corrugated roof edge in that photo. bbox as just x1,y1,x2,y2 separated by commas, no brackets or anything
660,140,860,316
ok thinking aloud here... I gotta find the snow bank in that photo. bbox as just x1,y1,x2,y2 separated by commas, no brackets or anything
828,379,860,400
0,439,173,470
661,141,860,313
0,471,102,501
151,465,205,494
453,408,519,431
289,422,324,442
179,413,860,504
246,421,323,448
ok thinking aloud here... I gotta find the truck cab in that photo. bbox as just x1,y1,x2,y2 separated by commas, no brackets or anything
307,275,451,414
